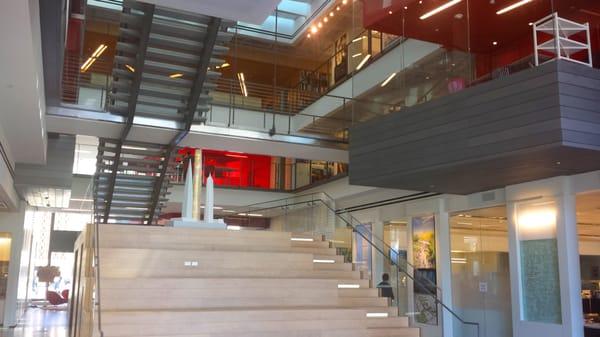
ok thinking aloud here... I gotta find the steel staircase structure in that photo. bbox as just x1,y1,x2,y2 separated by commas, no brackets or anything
94,0,233,225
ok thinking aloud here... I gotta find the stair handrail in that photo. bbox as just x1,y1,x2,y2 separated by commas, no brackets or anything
315,197,480,337
233,192,480,336
91,174,105,337
235,191,441,293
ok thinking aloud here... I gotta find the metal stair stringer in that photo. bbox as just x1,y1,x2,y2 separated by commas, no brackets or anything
94,0,233,225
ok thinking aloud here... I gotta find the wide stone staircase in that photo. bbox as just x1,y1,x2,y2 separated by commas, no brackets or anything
90,225,419,337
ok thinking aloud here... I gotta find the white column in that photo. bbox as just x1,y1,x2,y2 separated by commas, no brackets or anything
556,179,583,337
506,176,583,337
436,198,454,337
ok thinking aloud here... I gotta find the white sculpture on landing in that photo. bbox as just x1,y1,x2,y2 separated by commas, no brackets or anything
169,160,226,229
205,173,214,222
180,159,194,220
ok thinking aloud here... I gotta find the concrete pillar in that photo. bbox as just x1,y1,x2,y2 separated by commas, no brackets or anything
506,176,583,337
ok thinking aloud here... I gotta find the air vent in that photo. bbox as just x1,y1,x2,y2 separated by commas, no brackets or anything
481,192,496,202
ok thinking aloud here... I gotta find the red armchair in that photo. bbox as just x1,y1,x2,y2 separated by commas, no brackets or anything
46,290,68,305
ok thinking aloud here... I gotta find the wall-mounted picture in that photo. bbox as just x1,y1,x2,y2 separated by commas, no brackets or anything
412,215,436,269
412,214,438,325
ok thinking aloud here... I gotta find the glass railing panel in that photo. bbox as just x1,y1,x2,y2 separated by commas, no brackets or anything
229,193,480,337
62,52,112,112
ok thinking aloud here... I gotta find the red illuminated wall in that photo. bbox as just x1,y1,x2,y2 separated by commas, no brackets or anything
177,149,273,189
363,0,600,79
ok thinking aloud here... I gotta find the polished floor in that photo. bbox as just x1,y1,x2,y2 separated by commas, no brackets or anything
0,308,68,337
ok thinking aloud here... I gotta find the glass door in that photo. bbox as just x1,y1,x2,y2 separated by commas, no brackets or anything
450,206,513,337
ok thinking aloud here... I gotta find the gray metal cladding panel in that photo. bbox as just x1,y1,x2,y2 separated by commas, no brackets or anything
350,61,600,195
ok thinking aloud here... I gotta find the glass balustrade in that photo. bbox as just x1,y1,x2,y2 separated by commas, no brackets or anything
228,192,481,337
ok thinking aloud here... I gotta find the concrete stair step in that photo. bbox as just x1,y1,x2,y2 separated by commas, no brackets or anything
367,328,420,337
100,278,371,290
101,317,368,336
339,288,379,298
117,331,368,337
291,240,330,249
313,254,344,263
291,247,338,255
102,293,387,310
101,308,368,323
366,316,409,328
313,262,353,271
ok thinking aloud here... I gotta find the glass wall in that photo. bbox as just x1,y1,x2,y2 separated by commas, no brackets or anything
383,220,410,315
60,1,600,141
450,207,513,337
576,191,600,336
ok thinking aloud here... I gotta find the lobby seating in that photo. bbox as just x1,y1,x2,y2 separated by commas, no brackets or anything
94,225,419,337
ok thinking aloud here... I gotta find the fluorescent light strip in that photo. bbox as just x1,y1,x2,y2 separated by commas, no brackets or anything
366,313,389,318
247,213,263,217
496,0,533,15
237,72,248,97
169,73,183,78
419,0,463,20
352,53,362,58
291,238,314,242
380,72,397,87
352,36,367,43
356,54,371,70
227,225,242,230
338,284,360,289
81,44,108,72
125,64,135,73
313,259,336,264
222,210,236,213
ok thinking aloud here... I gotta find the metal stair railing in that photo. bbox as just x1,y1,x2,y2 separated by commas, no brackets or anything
232,192,481,337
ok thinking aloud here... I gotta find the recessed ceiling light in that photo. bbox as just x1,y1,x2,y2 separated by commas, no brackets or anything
311,26,318,33
528,22,533,26
496,0,533,15
381,72,397,87
356,54,371,70
330,11,334,17
389,10,393,14
420,0,463,20
307,33,311,38
492,41,498,45
342,0,348,4
336,6,341,10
